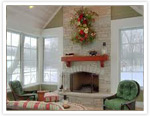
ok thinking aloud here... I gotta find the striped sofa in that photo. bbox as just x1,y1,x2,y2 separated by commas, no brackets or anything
7,100,64,110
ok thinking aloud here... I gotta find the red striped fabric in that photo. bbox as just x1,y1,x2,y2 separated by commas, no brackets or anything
23,100,30,109
14,101,19,106
46,103,51,110
34,101,41,109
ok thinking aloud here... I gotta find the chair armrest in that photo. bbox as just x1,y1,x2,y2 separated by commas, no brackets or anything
103,94,117,101
19,93,36,97
24,90,37,93
17,94,36,100
121,100,136,110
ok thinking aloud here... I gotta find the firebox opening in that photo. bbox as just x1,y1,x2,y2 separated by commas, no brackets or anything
70,72,99,93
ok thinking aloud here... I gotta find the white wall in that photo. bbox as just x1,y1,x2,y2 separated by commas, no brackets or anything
111,17,144,94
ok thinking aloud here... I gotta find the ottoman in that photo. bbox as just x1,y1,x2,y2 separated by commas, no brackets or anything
44,92,59,102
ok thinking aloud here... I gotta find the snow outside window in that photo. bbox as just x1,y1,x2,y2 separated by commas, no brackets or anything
24,36,37,85
43,37,59,84
7,31,20,88
120,27,144,87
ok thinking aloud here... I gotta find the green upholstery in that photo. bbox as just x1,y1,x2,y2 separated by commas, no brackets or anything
9,80,37,101
9,80,24,95
103,80,140,110
117,80,138,101
105,98,128,110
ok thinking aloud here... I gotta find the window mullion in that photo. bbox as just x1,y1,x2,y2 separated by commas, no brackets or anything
20,33,24,86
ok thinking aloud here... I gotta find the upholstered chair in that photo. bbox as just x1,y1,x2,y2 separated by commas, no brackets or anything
9,80,38,101
103,80,140,110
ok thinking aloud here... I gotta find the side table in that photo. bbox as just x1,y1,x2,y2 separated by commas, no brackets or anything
37,91,46,101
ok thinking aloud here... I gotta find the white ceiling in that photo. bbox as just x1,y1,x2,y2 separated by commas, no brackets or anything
130,5,144,15
7,5,60,35
7,5,143,36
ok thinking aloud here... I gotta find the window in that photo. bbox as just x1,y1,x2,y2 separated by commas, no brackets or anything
120,27,144,87
7,31,20,88
24,36,37,85
43,37,59,84
6,31,38,88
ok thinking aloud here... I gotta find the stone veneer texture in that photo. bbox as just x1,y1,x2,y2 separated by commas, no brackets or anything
63,6,111,93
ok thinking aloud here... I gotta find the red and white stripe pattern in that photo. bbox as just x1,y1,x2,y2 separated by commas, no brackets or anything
7,100,64,110
44,92,59,102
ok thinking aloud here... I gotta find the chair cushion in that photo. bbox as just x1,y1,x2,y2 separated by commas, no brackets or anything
7,101,64,110
104,98,129,110
116,80,138,101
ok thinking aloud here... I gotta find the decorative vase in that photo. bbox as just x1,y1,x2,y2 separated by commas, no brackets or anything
101,42,107,55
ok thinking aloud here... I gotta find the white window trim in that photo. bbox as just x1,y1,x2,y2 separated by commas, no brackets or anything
6,29,39,91
119,27,144,87
43,37,59,84
111,17,144,94
42,27,63,89
23,35,38,86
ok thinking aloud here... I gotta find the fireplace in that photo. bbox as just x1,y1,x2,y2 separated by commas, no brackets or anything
70,72,99,93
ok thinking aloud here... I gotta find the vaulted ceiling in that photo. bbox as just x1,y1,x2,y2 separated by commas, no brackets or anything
6,5,60,35
6,5,143,35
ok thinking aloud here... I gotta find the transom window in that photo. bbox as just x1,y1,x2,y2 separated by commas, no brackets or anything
120,27,144,87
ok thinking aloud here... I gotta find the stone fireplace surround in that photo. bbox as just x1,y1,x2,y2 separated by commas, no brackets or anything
60,6,111,107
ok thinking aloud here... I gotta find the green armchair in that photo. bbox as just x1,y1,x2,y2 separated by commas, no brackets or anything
103,80,140,110
9,80,38,101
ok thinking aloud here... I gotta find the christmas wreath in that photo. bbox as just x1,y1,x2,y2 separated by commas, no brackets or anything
70,7,98,45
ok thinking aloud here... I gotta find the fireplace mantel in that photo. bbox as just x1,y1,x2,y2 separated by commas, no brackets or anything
61,55,109,68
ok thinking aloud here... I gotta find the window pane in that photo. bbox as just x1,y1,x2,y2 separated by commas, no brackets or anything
24,73,30,85
121,44,132,59
24,36,30,48
23,36,37,85
50,70,58,83
24,48,30,61
31,38,37,49
44,37,61,84
7,61,11,74
11,47,20,60
7,32,11,46
30,72,36,83
121,72,132,81
120,28,144,87
12,74,20,81
7,46,11,60
7,31,21,88
12,62,20,74
24,61,31,73
120,59,132,72
132,72,143,87
30,61,36,72
30,50,37,61
12,33,20,47
44,70,51,82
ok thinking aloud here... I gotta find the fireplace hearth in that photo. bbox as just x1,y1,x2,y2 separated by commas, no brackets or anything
70,72,99,93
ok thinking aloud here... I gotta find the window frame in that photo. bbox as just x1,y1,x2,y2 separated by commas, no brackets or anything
42,37,59,85
23,35,38,86
6,30,21,88
6,29,39,90
119,26,144,88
